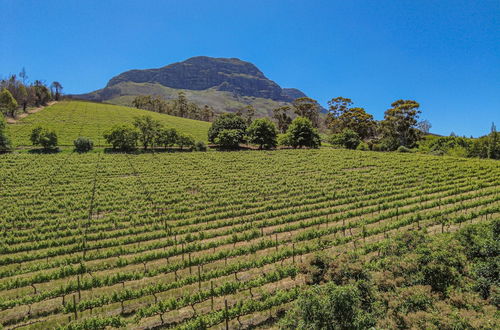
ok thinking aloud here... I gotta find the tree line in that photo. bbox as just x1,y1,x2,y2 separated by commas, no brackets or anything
0,68,63,117
132,92,215,122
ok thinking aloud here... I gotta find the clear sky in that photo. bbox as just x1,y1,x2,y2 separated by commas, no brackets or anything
1,0,499,137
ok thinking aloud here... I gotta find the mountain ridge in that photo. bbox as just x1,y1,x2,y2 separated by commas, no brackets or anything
76,56,310,115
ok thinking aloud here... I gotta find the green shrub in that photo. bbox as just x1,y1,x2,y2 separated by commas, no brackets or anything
103,125,138,151
0,113,12,152
177,133,195,150
208,113,247,147
356,142,369,151
329,129,361,150
285,117,321,149
397,146,411,153
194,141,207,151
73,137,94,153
246,118,277,149
214,129,245,149
30,126,58,150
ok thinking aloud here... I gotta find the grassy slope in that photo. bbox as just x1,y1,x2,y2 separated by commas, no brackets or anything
85,81,288,117
6,100,211,146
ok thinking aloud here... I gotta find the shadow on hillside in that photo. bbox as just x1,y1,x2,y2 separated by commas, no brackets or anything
103,148,194,154
27,148,61,154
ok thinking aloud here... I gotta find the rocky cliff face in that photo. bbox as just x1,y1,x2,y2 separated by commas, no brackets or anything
105,56,302,102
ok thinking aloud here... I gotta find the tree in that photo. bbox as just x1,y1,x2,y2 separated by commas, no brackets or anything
417,120,432,134
284,117,321,149
19,67,28,85
238,105,255,125
201,105,215,122
273,105,293,133
0,113,12,152
74,137,94,153
208,113,247,147
132,115,163,149
292,97,320,127
18,85,28,112
155,127,178,148
33,81,51,106
214,129,245,149
337,107,375,139
487,122,499,159
175,92,189,118
326,97,353,130
380,99,422,150
330,129,361,150
247,118,278,149
103,125,139,151
177,133,195,150
0,88,18,117
30,126,58,150
50,82,63,101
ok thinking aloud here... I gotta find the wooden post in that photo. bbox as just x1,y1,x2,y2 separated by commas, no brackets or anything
198,265,201,290
225,299,229,330
73,294,78,320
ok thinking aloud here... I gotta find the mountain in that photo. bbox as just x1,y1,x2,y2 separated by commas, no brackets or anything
75,56,311,116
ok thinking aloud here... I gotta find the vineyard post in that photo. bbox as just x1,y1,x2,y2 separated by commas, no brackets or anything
275,234,278,251
73,294,77,320
77,275,81,300
210,281,214,310
224,299,229,330
198,265,201,290
189,253,192,275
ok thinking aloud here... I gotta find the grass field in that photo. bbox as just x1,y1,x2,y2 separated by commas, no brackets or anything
0,149,498,329
6,100,211,146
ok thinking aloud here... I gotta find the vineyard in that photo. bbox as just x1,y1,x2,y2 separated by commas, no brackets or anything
6,101,210,146
0,149,498,329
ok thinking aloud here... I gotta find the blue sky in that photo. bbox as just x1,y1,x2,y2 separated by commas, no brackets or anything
1,0,499,137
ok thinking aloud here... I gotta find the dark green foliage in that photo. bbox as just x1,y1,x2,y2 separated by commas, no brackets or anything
0,113,12,152
133,115,163,149
177,133,195,150
103,125,139,151
155,127,178,148
329,129,361,150
30,126,58,150
73,137,94,153
194,141,207,151
380,99,422,150
397,145,411,153
214,129,244,149
283,220,500,329
280,283,374,330
246,118,278,149
0,88,18,117
283,117,321,149
208,113,247,146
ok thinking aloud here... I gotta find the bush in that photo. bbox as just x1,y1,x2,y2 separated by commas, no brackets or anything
356,142,369,151
246,118,277,149
30,126,58,150
208,113,247,147
194,141,207,151
155,127,178,148
329,129,361,150
277,133,292,147
177,133,195,150
397,146,411,153
285,117,321,149
0,113,11,152
103,125,139,151
74,137,94,153
214,129,245,149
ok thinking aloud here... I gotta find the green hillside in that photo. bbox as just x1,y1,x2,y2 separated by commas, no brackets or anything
6,100,211,146
83,81,290,117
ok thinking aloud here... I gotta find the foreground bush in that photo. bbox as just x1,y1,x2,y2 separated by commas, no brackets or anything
74,137,94,153
30,126,58,150
103,125,139,151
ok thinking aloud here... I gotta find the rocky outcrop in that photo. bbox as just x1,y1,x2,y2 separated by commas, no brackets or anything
105,56,304,102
